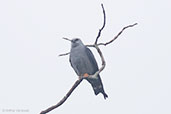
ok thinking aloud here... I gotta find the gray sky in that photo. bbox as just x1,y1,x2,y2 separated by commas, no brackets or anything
0,0,171,114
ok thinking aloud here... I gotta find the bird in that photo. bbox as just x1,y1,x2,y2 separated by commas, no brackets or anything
64,38,108,99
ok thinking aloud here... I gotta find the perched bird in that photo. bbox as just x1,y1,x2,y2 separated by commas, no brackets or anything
65,38,108,99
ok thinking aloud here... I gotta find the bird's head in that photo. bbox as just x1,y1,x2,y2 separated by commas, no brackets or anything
63,38,84,48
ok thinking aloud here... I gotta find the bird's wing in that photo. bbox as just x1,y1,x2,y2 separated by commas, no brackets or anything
69,56,73,68
85,47,99,73
69,55,80,76
85,47,108,98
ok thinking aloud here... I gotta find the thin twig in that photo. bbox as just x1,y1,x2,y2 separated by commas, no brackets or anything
58,52,70,56
97,23,138,46
94,4,106,44
40,78,83,114
63,37,71,41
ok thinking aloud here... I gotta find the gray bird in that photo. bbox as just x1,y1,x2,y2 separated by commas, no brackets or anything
65,38,108,99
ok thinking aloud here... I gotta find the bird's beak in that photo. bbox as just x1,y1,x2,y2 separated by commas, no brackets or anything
63,37,72,42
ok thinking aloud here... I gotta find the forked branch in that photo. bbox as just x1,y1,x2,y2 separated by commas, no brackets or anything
40,3,137,114
94,4,106,44
97,23,137,46
86,23,138,47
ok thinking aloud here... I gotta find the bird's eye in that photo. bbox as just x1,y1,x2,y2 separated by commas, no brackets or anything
75,39,79,42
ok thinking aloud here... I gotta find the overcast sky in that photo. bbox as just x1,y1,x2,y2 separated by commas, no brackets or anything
0,0,171,114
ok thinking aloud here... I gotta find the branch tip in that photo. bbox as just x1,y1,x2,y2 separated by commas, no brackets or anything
95,3,106,44
96,22,138,46
58,52,70,57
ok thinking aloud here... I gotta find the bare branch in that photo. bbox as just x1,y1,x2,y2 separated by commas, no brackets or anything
88,45,105,79
94,4,106,44
97,23,138,46
41,3,137,113
86,44,95,47
40,78,83,114
58,52,70,57
63,37,72,41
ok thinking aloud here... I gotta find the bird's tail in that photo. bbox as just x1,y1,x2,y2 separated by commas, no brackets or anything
86,75,108,99
94,87,108,99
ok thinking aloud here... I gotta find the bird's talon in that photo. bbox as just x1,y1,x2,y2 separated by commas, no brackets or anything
83,73,89,78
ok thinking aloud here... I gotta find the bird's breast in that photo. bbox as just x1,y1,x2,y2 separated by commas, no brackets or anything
70,47,94,75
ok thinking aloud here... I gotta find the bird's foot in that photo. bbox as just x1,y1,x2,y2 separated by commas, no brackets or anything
83,73,89,78
79,73,89,80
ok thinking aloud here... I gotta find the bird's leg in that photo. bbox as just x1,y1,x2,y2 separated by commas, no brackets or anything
83,73,98,80
78,73,89,80
79,73,99,80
